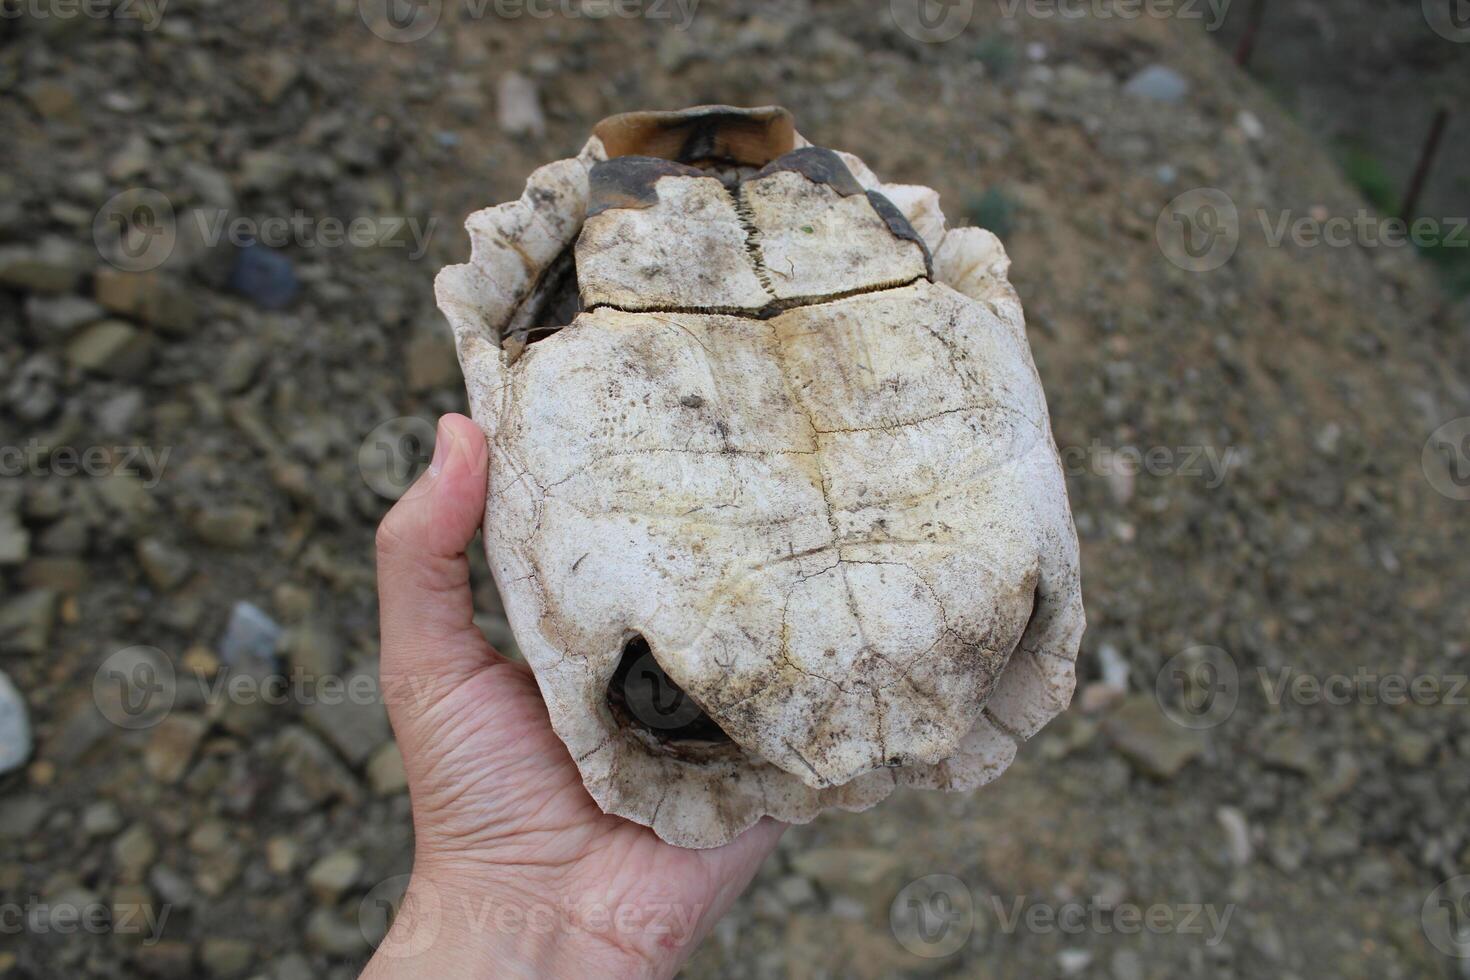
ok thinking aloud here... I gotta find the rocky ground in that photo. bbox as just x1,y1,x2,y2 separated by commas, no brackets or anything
1,2,1468,978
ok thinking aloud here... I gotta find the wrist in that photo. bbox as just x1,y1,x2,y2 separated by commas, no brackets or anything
360,865,688,980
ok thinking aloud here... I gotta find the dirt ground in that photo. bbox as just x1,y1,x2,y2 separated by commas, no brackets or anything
1,2,1467,978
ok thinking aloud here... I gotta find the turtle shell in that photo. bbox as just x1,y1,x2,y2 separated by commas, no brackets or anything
436,106,1084,848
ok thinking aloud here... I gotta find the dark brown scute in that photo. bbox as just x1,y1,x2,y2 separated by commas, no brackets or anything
866,189,934,278
586,156,708,216
593,105,796,168
751,146,866,197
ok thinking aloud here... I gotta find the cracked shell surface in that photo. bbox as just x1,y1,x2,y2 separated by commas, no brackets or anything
436,106,1084,848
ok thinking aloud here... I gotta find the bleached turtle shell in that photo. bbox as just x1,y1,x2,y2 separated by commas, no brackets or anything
436,106,1084,848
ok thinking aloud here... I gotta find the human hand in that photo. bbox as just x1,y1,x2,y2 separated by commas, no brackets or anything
362,413,785,980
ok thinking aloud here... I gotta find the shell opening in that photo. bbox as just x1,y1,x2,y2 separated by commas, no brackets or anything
606,634,741,763
592,105,796,173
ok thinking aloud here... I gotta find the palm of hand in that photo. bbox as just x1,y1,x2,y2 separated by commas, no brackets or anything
371,414,782,978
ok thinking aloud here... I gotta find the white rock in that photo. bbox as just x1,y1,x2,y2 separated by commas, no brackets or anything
0,670,31,774
1217,805,1254,866
496,71,546,139
436,106,1085,848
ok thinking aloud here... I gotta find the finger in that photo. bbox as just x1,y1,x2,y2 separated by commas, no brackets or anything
376,413,501,691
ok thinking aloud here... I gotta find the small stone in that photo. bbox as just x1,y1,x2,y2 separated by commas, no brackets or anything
182,645,221,679
192,505,265,549
1216,805,1253,866
133,940,194,978
96,387,146,435
94,267,199,334
24,294,103,337
188,819,230,855
305,907,369,957
64,319,153,378
304,667,390,765
305,849,362,903
238,150,294,193
228,243,299,310
113,823,157,880
1393,728,1435,767
81,800,124,838
241,50,299,104
1102,695,1205,780
0,794,48,838
25,80,80,121
217,601,282,669
107,133,154,181
0,512,29,566
265,835,302,875
136,538,193,591
283,619,344,678
773,875,817,907
367,742,408,796
1058,949,1093,976
1122,64,1189,103
0,590,57,655
0,237,86,293
20,556,87,593
199,937,254,977
274,726,362,805
6,352,60,422
405,326,459,392
1236,110,1264,141
1260,730,1318,776
28,758,55,786
144,713,209,784
1110,948,1144,980
791,847,900,888
0,673,32,774
216,338,265,394
497,71,546,138
182,161,236,211
271,953,314,980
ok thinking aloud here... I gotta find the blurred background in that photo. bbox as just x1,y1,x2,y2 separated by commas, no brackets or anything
2,0,1468,977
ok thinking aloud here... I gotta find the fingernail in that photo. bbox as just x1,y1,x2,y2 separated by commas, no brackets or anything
428,418,455,477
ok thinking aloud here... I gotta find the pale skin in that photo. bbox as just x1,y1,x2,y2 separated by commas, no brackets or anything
362,413,785,980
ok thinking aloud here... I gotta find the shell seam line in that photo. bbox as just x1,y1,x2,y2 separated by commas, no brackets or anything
729,181,777,297
584,273,929,321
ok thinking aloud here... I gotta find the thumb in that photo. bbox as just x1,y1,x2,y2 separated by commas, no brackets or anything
375,413,500,703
